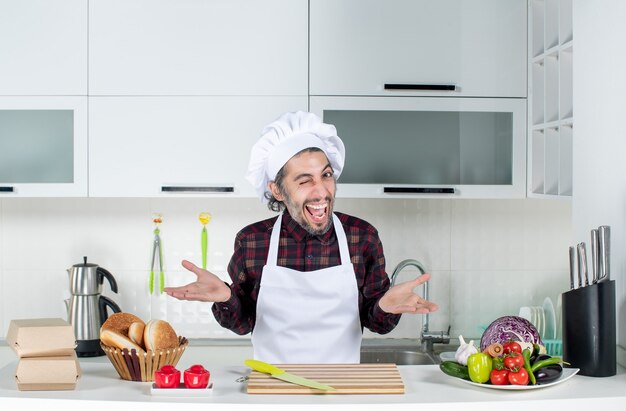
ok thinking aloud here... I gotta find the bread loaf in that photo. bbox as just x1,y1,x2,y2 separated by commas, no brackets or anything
100,329,146,353
143,319,179,351
100,312,145,336
128,321,145,346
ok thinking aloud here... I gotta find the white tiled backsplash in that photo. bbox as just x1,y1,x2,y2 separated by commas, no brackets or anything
0,197,571,342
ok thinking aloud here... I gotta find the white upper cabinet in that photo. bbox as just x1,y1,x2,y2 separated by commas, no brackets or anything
0,0,87,95
311,96,527,199
88,97,307,197
310,0,527,97
0,97,88,197
89,0,308,96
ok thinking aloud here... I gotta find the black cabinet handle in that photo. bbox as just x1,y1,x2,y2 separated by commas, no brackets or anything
0,186,14,193
161,186,234,193
384,84,457,91
384,187,455,194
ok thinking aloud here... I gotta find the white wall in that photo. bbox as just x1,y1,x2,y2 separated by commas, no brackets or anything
573,1,626,366
0,197,571,343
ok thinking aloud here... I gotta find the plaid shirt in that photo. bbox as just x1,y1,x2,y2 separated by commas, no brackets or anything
212,211,401,335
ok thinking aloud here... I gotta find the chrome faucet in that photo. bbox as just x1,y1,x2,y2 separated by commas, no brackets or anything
390,259,450,353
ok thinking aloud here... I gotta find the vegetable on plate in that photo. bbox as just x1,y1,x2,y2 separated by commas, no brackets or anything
440,361,470,380
454,335,478,365
467,352,493,383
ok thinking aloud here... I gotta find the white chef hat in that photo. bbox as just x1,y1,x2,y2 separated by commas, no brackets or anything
245,111,345,203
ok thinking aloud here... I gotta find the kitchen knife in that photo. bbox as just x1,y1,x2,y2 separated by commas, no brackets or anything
575,244,584,288
577,242,589,287
244,359,336,391
598,225,611,282
591,229,599,284
568,246,576,289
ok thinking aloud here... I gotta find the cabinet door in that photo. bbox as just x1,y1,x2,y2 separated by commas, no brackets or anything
311,96,527,199
89,0,308,96
88,96,308,197
310,0,527,97
0,0,87,95
0,97,88,196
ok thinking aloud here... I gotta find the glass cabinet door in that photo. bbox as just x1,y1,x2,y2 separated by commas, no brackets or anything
0,97,87,196
310,96,526,198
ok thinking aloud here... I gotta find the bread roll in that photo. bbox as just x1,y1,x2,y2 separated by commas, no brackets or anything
100,312,145,337
128,321,145,347
100,329,146,353
143,319,179,351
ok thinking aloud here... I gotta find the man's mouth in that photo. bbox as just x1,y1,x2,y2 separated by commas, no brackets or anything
305,202,328,223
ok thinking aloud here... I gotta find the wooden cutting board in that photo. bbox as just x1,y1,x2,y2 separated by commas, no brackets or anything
246,363,404,394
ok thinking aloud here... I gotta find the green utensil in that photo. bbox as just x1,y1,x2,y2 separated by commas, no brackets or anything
198,212,211,270
150,214,164,294
244,359,335,391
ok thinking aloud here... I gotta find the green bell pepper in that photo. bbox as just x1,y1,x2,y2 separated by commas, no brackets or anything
467,352,493,383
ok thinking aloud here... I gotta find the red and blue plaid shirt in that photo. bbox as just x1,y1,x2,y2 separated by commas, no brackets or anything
212,211,401,335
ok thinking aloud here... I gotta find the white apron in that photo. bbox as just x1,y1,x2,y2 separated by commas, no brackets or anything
252,213,362,364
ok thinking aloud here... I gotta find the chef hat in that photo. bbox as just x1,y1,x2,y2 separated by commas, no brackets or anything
245,111,345,203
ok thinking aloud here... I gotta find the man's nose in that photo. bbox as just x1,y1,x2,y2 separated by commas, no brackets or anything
311,179,333,197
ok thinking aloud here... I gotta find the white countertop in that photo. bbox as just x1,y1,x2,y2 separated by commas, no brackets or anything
1,345,625,411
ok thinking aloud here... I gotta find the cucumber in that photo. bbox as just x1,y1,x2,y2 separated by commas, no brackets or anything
439,361,470,380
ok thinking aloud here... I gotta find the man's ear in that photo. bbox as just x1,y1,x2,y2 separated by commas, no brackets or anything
269,182,284,201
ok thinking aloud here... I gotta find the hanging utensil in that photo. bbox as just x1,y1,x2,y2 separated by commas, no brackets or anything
149,213,165,294
198,212,212,270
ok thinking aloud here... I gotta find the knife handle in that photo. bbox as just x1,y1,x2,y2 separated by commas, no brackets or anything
576,243,585,288
591,229,599,283
598,225,610,282
568,246,576,289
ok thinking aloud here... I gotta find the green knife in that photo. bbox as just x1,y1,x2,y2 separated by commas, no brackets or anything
244,359,336,391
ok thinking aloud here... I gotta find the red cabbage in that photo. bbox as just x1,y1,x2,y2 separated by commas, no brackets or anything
480,315,542,351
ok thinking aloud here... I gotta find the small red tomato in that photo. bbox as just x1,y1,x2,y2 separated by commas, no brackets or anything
490,369,509,385
503,352,524,370
502,341,522,354
154,364,181,388
508,368,529,385
184,364,210,389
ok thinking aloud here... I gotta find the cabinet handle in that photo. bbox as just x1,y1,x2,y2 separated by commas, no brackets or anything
161,186,234,193
0,186,14,193
384,84,457,91
384,187,455,194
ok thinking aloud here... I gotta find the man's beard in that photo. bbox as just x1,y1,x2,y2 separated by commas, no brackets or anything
283,193,334,236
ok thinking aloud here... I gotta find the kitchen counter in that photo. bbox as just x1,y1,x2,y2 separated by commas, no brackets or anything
1,344,625,411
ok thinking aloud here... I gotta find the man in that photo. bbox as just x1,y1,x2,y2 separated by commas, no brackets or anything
164,111,438,363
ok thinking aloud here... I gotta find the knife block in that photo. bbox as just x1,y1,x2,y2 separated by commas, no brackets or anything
561,280,616,377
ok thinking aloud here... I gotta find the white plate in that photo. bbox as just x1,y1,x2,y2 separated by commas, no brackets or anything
439,352,457,362
448,368,579,390
518,306,532,322
556,294,562,339
543,297,557,340
150,382,214,396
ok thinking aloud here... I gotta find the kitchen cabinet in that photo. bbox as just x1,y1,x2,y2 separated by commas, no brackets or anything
88,0,308,96
528,0,573,197
0,0,87,95
88,96,307,197
310,96,527,199
0,97,88,197
310,0,527,98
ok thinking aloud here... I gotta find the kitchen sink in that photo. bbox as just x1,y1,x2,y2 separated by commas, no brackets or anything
360,348,439,365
